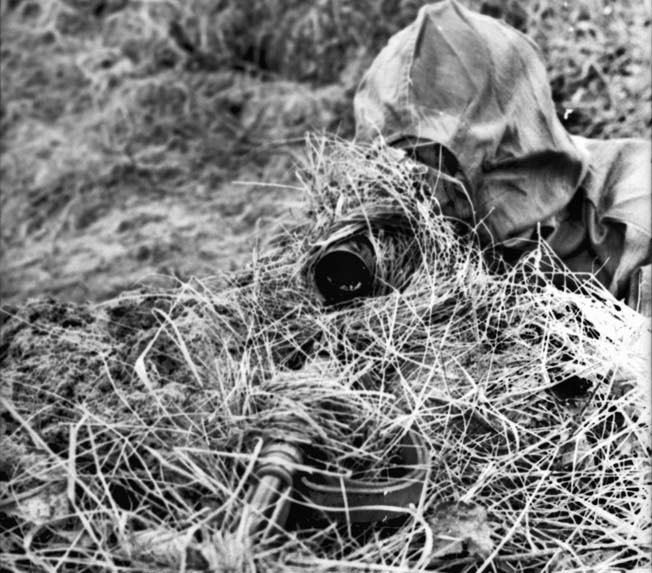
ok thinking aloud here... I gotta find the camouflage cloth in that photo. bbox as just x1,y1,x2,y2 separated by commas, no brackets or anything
354,0,651,310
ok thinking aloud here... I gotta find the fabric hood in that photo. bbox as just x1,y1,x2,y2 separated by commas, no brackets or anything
354,0,589,244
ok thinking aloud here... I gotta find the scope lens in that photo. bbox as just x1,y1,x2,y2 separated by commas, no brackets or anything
313,242,374,303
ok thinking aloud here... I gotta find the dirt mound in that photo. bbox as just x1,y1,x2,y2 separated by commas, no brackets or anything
2,139,649,572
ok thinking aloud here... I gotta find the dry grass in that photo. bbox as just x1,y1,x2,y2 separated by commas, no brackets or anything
1,1,650,570
1,137,649,572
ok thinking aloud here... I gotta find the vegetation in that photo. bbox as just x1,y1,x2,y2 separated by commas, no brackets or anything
2,137,649,571
1,1,650,571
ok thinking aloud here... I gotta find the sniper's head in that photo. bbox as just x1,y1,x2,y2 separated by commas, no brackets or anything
354,0,588,244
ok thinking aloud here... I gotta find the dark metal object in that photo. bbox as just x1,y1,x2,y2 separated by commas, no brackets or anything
313,236,376,304
237,429,428,540
237,441,303,538
297,429,428,523
628,264,651,316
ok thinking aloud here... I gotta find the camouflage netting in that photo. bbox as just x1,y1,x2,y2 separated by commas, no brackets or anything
1,138,650,572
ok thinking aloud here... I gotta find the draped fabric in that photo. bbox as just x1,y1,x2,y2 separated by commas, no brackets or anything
354,0,651,303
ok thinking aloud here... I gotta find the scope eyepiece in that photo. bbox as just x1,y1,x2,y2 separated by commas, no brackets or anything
313,237,375,304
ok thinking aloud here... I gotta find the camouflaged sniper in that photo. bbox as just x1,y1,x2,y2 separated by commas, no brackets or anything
354,0,651,306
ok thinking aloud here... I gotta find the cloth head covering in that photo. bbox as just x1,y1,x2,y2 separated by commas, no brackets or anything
354,0,589,245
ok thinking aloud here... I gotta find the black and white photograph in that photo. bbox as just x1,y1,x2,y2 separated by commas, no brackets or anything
1,0,650,571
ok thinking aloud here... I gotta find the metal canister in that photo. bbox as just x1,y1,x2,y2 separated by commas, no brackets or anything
296,429,428,524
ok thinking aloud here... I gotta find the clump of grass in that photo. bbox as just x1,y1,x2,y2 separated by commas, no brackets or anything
1,136,649,572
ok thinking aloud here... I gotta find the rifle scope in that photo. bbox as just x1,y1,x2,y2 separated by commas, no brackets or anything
313,236,376,304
